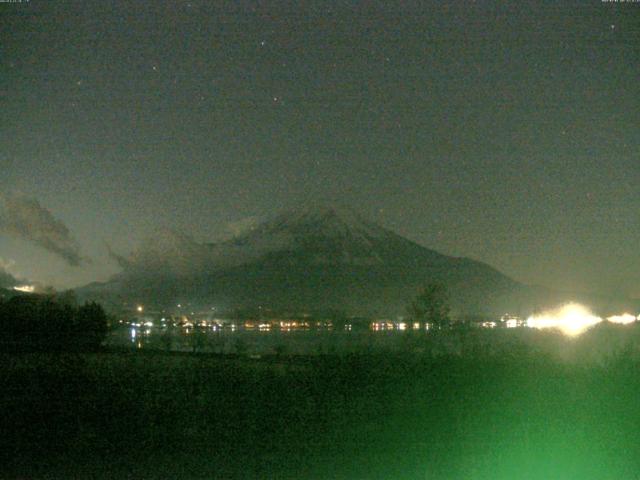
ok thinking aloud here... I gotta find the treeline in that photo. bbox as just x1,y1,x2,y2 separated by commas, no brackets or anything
0,294,108,352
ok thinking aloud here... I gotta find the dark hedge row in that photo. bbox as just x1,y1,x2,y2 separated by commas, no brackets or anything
0,295,107,352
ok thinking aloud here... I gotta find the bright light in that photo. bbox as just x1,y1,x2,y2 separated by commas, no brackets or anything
526,303,602,336
607,313,637,325
13,285,35,293
136,305,144,313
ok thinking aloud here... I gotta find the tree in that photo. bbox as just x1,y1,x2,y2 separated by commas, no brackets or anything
191,325,206,354
407,283,451,330
0,296,108,352
75,301,108,351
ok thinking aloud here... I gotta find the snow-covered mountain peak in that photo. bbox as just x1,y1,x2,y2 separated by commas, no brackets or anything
255,205,389,242
82,205,523,315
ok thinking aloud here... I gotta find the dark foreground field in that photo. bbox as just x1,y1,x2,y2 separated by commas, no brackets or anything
2,331,640,479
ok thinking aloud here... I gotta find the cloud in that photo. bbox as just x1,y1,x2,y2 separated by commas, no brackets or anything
0,258,20,288
225,216,261,238
106,243,131,270
107,217,265,277
0,267,19,289
0,193,86,266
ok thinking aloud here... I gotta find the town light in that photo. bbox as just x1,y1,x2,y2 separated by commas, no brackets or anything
526,303,602,337
13,285,35,293
606,313,636,325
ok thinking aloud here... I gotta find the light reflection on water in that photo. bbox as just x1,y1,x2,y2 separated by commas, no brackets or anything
111,325,409,356
109,321,640,361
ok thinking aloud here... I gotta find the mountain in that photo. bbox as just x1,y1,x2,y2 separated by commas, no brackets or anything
80,206,629,317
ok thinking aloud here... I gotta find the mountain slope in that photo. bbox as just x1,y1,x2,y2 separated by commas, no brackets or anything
81,206,526,316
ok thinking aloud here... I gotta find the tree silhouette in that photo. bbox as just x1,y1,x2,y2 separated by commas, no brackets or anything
75,301,108,351
407,283,451,330
0,295,108,352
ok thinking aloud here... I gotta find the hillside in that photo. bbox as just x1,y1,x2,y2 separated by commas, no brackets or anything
79,206,629,317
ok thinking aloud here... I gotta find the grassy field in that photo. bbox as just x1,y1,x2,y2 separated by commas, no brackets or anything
2,327,640,479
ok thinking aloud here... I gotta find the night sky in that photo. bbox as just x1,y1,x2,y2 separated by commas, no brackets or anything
1,1,638,297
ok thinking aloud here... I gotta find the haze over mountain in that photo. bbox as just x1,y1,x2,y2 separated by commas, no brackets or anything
0,263,21,290
80,206,636,317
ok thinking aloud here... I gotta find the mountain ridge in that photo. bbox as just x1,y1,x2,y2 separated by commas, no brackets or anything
80,206,521,315
79,205,636,317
